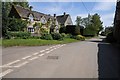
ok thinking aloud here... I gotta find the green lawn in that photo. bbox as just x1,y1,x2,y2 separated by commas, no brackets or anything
2,38,79,47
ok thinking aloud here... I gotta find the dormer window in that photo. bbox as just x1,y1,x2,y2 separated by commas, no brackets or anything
29,14,34,22
41,16,46,24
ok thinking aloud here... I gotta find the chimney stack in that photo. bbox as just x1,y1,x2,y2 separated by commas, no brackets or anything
54,14,56,17
64,12,66,16
30,6,33,11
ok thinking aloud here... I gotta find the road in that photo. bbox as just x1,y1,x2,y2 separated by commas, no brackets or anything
1,38,120,78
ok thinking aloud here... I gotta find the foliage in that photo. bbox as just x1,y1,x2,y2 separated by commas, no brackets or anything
2,2,29,37
75,16,83,26
8,18,28,31
59,26,66,33
105,27,114,36
40,27,49,34
66,25,80,35
40,33,53,40
83,25,96,36
91,13,103,35
76,13,103,36
6,31,31,39
72,35,85,41
106,32,116,43
51,33,63,40
61,33,67,38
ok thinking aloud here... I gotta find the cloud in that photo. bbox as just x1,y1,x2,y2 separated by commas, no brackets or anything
44,6,62,14
27,0,117,2
93,2,115,11
101,13,115,26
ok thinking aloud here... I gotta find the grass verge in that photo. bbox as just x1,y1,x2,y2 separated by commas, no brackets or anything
2,38,79,47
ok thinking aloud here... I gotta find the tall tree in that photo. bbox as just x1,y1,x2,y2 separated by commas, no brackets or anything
2,1,30,37
91,13,103,35
75,16,82,26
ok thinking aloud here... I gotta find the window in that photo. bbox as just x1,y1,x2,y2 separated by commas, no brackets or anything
29,14,34,22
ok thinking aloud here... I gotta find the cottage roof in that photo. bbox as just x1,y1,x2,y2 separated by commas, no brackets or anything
14,5,54,21
56,14,69,25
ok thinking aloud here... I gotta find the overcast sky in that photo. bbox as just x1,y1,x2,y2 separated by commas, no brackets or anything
29,1,117,27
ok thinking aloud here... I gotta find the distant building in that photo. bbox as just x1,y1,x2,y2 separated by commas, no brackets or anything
114,0,120,43
57,12,73,27
9,5,73,34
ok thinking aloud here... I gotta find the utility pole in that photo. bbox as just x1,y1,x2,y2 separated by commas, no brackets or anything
113,0,120,43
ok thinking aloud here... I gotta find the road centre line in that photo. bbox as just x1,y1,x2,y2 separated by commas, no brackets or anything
39,54,45,56
32,52,39,56
2,60,21,67
22,55,32,60
29,57,39,61
0,69,13,78
40,50,45,53
14,61,29,68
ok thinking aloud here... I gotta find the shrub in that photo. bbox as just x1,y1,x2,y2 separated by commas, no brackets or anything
61,33,67,38
51,33,63,40
40,33,53,40
8,18,28,31
66,25,80,35
73,35,85,41
106,32,116,43
6,31,31,39
59,27,66,33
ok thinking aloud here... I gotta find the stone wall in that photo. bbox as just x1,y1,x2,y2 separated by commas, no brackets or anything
114,1,120,43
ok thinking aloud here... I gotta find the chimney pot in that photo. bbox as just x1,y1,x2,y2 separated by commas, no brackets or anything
54,14,56,17
64,12,66,16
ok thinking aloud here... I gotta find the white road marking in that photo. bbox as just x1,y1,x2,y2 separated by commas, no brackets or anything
45,48,50,50
22,55,32,60
0,69,13,77
14,61,29,68
38,54,45,57
2,60,21,67
40,50,45,53
29,57,39,61
33,52,39,55
45,51,50,54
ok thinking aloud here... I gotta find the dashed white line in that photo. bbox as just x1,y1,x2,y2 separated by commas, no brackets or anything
2,60,21,67
0,69,13,77
14,61,29,68
29,57,39,61
45,51,50,54
40,50,45,53
22,55,32,60
32,52,39,55
45,48,50,50
38,54,45,57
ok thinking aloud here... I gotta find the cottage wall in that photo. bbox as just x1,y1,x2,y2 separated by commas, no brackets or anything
114,1,120,43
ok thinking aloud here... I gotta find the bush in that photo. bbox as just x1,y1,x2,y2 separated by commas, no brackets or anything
73,35,85,41
6,31,31,39
59,27,66,33
8,18,28,31
83,27,96,37
29,36,40,39
66,25,80,35
61,33,67,38
51,33,63,40
106,32,116,43
40,33,53,40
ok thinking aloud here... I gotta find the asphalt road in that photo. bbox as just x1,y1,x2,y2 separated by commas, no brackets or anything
1,38,120,78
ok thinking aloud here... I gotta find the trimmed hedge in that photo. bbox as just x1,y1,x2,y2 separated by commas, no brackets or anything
51,33,63,40
40,33,53,40
6,31,31,39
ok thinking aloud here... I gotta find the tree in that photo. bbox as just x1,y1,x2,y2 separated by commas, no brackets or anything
2,1,30,37
75,16,83,26
91,13,103,35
